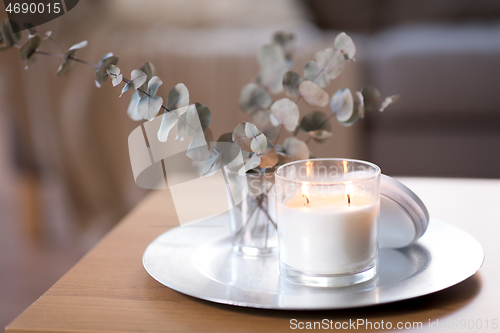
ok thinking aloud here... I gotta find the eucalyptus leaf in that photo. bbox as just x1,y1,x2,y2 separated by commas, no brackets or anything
361,86,381,112
250,134,267,152
379,95,400,112
354,91,365,119
334,32,356,60
216,133,241,165
127,91,142,121
177,104,200,139
232,121,266,153
269,98,299,131
56,40,88,77
282,71,303,98
146,75,162,95
137,95,163,121
298,80,329,107
121,83,130,96
106,65,122,87
203,127,214,154
258,148,279,168
176,103,209,141
129,70,147,90
157,106,188,142
257,43,288,94
217,133,233,143
2,19,21,46
283,137,309,160
94,53,118,87
245,122,267,153
250,110,277,139
307,129,333,142
238,83,272,113
278,137,310,164
186,128,212,161
244,122,260,139
195,149,221,177
238,153,261,176
341,113,360,127
140,62,156,81
24,53,37,69
112,74,123,87
19,35,41,61
176,113,188,142
157,111,180,142
299,111,332,132
194,102,211,128
166,83,189,111
330,88,353,122
138,62,156,98
273,31,295,64
313,48,345,81
338,91,363,127
304,61,329,88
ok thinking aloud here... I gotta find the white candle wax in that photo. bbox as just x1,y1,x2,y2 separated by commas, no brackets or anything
278,191,379,275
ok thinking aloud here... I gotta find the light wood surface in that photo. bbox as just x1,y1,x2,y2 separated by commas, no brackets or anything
6,178,500,333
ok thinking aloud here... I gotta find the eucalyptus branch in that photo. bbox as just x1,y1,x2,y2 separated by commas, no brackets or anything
273,124,284,145
34,50,62,58
117,75,171,114
23,46,99,68
46,36,65,52
292,67,325,104
2,22,398,177
68,56,97,68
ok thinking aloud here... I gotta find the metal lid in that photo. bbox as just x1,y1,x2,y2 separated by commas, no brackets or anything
379,175,430,248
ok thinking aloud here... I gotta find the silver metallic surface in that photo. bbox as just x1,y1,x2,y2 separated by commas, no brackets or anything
143,216,483,310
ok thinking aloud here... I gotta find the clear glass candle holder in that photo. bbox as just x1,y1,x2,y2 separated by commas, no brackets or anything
275,158,381,287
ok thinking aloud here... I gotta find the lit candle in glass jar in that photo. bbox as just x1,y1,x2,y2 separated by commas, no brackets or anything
275,159,381,287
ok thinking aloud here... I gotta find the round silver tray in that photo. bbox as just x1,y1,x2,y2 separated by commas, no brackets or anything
143,216,484,310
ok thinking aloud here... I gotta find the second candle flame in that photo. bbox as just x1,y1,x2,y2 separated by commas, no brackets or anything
345,183,354,206
302,182,310,206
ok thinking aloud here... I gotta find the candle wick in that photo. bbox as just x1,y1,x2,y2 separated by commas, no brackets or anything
302,194,310,206
347,194,351,206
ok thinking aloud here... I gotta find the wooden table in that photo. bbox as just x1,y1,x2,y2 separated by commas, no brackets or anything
7,178,500,332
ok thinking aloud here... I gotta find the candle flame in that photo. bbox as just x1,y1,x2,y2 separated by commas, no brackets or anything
343,160,348,174
302,182,310,205
306,160,313,178
345,183,354,206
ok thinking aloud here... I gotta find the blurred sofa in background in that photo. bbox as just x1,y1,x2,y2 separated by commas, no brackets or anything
305,0,500,178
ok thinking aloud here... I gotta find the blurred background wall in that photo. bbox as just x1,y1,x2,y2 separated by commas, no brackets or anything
1,0,500,328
